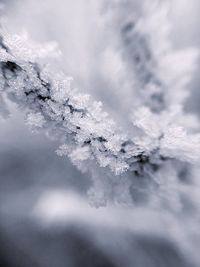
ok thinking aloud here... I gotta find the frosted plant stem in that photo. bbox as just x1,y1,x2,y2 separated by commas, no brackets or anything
0,29,200,190
0,31,162,176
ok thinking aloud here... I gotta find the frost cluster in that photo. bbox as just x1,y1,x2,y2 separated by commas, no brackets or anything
0,0,200,208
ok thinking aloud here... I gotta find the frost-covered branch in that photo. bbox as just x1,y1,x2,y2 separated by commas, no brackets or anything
104,0,199,111
0,30,157,176
1,0,200,208
0,28,200,179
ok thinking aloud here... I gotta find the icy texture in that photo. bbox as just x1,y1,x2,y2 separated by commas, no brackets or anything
0,0,200,208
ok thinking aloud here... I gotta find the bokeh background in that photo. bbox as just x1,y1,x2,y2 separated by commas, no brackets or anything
0,1,200,266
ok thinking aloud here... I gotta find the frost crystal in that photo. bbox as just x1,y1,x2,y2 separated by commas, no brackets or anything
26,112,46,131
